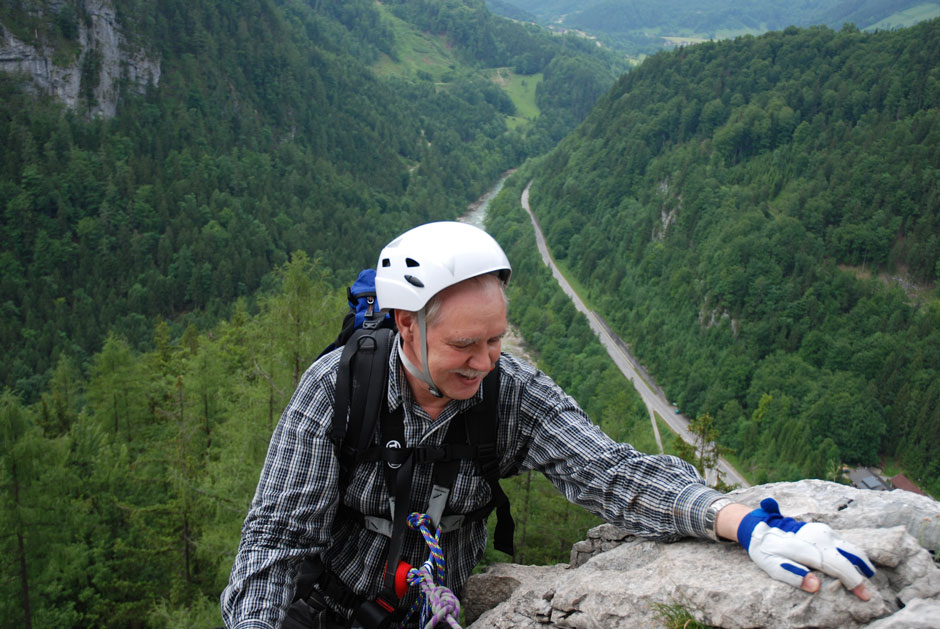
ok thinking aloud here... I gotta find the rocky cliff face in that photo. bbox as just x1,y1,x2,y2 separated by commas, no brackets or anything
464,480,940,628
0,0,159,117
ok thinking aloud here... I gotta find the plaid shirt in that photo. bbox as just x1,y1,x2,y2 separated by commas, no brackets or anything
222,340,722,629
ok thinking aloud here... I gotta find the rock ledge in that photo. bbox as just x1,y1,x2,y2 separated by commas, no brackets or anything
464,480,940,628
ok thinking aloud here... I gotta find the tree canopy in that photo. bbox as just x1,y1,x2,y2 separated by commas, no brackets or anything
524,20,940,490
0,0,625,401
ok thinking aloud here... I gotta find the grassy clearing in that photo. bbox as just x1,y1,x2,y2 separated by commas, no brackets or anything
661,35,712,46
711,27,765,39
491,67,542,128
371,5,457,81
370,5,541,131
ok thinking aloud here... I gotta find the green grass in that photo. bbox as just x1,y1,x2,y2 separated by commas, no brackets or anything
370,3,460,81
491,68,542,128
711,27,765,39
881,459,901,478
653,602,714,629
879,456,936,500
369,5,541,130
655,414,684,458
552,257,593,308
629,411,662,456
631,361,655,392
719,451,753,489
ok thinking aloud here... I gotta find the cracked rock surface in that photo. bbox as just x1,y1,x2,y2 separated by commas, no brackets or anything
464,480,940,628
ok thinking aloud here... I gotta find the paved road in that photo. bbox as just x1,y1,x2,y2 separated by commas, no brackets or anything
521,182,749,488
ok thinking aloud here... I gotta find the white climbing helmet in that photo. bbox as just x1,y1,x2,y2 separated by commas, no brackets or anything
375,221,511,398
375,221,511,312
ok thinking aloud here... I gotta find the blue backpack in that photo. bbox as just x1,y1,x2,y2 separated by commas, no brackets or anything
318,269,395,359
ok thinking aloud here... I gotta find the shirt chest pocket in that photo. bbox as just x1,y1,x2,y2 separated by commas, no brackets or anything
342,459,389,517
441,459,493,515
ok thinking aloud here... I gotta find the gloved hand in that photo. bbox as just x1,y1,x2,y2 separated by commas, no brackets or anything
737,498,875,596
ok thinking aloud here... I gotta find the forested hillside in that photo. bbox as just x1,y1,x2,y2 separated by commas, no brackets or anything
0,0,625,401
0,1,636,627
522,20,940,492
7,2,940,627
489,0,940,54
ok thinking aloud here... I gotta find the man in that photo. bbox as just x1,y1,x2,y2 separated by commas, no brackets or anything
222,221,875,629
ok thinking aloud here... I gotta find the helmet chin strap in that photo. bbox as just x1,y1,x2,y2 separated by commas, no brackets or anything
398,308,443,398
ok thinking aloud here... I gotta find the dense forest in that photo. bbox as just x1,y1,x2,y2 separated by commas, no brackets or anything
1,226,664,626
0,0,625,402
0,0,634,626
523,20,940,492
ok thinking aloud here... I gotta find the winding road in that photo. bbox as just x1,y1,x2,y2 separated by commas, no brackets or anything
521,182,749,488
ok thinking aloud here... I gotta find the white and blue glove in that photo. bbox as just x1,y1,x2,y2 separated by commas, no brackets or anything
737,498,875,592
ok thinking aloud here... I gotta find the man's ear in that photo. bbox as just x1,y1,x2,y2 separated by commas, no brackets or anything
394,310,416,342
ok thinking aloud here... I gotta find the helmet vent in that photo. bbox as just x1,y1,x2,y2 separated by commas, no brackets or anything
404,274,424,288
405,258,420,268
381,258,391,267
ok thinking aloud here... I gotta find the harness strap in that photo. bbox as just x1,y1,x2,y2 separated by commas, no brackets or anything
378,441,412,604
355,442,478,465
295,556,408,629
469,370,516,555
318,352,514,627
350,506,480,538
426,414,467,526
372,368,515,555
294,555,363,612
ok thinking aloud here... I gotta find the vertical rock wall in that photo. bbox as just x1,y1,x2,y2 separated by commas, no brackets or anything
0,0,160,117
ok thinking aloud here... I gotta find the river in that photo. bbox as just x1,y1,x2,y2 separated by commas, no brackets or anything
457,171,534,362
458,169,514,228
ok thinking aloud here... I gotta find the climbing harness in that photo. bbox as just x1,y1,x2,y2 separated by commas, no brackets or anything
290,266,519,629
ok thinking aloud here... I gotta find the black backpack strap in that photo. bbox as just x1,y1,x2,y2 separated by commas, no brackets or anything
343,400,411,628
325,326,409,628
330,327,395,485
467,363,515,555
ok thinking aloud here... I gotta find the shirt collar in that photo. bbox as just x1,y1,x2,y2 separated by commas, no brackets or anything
387,333,486,422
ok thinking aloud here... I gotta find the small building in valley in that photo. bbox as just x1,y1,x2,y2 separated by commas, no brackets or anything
890,473,927,496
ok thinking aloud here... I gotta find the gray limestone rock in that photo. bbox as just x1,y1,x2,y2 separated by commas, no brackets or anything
461,563,566,625
0,0,160,117
464,480,940,628
863,598,940,628
728,480,940,553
